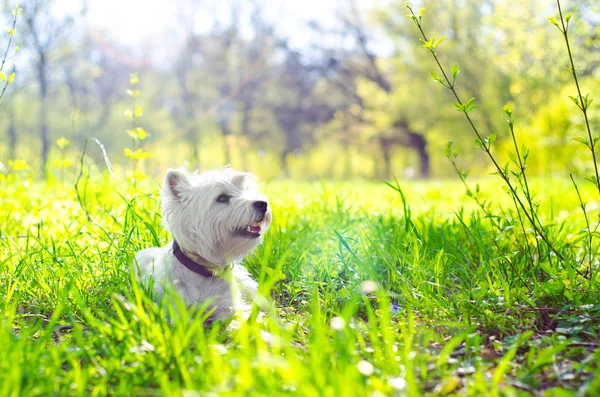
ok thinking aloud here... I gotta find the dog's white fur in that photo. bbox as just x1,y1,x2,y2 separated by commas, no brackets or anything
135,167,271,320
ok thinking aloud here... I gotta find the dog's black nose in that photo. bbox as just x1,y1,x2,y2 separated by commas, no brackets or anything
253,201,268,213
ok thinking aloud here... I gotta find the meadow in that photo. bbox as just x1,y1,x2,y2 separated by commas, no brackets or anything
1,174,598,396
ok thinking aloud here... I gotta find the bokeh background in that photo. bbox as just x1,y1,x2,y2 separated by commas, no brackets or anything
0,0,599,181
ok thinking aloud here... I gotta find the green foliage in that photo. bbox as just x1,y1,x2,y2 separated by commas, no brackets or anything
0,177,599,394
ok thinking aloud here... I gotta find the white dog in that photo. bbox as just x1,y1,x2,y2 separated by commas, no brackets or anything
135,167,271,321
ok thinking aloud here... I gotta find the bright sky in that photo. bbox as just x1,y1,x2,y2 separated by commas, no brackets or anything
83,0,341,47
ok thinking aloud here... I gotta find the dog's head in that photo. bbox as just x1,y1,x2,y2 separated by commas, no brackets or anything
161,167,272,267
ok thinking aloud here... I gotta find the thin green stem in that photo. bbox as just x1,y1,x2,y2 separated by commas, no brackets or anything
0,11,18,72
506,117,542,262
406,6,566,263
570,175,593,281
556,0,600,196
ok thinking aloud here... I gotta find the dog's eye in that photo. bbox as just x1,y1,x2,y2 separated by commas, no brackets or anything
216,194,231,204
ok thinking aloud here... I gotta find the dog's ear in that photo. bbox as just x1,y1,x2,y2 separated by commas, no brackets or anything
163,168,191,200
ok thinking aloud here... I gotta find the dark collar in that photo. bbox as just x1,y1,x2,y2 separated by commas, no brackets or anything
172,239,216,278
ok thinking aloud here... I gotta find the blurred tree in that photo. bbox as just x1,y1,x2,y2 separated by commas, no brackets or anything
21,0,85,175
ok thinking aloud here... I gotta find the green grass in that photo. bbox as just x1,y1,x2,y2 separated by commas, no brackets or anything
1,176,599,396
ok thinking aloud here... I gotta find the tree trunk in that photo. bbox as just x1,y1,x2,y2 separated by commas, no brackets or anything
380,137,392,180
406,131,429,178
39,53,49,177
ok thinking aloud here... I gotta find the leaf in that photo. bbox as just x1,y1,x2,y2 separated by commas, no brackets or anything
452,103,464,112
333,229,359,260
438,376,461,395
421,37,434,49
568,95,580,108
445,141,453,158
430,71,446,86
419,7,425,17
451,64,459,80
548,16,558,26
464,97,477,112
487,133,497,145
433,36,446,48
521,145,530,161
573,137,589,147
565,12,572,23
585,176,598,186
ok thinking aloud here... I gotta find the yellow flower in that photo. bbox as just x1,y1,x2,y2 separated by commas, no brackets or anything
8,159,28,171
137,128,148,140
129,73,139,85
53,159,72,169
124,148,151,160
135,106,143,117
127,128,149,141
127,169,147,182
56,137,70,149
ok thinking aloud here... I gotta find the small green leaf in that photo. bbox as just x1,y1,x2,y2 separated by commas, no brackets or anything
521,145,530,161
573,137,589,147
430,71,447,87
565,12,572,23
421,37,434,49
451,64,459,81
452,103,464,112
568,95,580,107
433,36,446,48
464,97,477,112
419,7,425,17
548,16,558,26
487,133,497,145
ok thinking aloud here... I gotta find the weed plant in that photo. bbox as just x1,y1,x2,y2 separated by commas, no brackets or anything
0,2,599,396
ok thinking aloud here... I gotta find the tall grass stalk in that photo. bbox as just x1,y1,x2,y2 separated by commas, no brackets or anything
405,4,567,272
552,0,599,195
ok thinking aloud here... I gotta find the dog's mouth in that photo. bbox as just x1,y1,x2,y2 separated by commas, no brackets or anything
237,222,263,239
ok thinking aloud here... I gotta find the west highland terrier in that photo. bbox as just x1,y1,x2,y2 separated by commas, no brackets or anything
135,167,271,321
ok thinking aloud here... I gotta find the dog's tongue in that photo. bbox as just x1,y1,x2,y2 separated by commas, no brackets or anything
248,224,261,233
